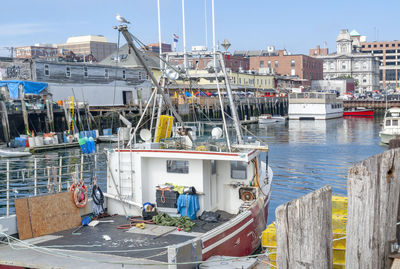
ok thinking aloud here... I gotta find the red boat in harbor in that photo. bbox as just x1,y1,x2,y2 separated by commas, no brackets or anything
343,108,374,116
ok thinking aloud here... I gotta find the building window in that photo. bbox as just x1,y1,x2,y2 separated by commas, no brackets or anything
44,64,50,76
138,71,142,80
66,66,71,77
104,68,109,78
146,72,149,80
341,62,346,70
84,66,88,78
363,62,367,70
122,69,126,80
291,60,295,67
260,61,264,68
267,61,271,68
368,45,371,48
386,44,389,47
393,120,399,126
330,63,334,70
374,44,377,48
274,60,278,68
167,160,189,174
362,76,367,83
231,161,247,179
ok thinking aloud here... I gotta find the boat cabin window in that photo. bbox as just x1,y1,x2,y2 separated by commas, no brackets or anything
386,120,391,126
231,161,247,179
211,160,216,175
167,160,189,174
393,120,398,126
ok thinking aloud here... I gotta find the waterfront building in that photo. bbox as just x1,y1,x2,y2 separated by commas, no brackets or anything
245,49,323,86
309,45,329,57
311,78,355,96
360,40,400,89
0,57,151,106
318,29,379,93
57,35,117,62
146,43,172,53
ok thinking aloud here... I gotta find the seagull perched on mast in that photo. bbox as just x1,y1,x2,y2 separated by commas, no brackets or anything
116,13,131,24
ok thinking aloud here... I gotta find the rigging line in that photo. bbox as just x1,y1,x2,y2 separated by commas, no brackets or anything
110,29,121,144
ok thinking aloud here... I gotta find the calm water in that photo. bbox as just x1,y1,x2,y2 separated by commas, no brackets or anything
246,116,387,223
0,117,388,221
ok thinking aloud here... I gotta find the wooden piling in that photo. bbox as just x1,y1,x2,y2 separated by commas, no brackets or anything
276,185,333,269
346,149,400,269
0,101,10,143
20,94,29,135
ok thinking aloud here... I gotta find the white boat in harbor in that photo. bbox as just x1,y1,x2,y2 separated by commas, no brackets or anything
0,148,31,158
258,114,286,124
379,107,400,144
288,92,343,120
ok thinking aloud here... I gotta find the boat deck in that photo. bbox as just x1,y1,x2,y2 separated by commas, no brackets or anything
0,212,235,267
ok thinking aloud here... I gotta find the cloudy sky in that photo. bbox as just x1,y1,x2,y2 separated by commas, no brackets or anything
0,0,399,56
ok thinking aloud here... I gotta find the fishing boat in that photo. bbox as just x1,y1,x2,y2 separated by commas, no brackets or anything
258,114,286,124
379,107,400,144
343,107,374,117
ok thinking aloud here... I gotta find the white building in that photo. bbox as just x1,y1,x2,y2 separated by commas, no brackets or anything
319,29,380,93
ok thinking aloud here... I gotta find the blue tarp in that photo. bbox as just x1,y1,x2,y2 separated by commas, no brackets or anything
0,80,48,99
184,91,191,97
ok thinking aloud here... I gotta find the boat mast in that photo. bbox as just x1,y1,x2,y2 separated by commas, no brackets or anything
182,0,188,73
211,0,243,144
119,26,190,138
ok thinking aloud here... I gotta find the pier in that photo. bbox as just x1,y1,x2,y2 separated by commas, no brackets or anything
344,100,400,110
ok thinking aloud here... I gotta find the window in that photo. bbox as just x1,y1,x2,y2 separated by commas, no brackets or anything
146,72,149,80
84,66,88,78
362,76,367,83
393,120,398,126
44,64,49,76
291,60,295,67
260,61,264,68
363,62,367,70
374,44,377,48
386,44,389,47
341,62,346,70
211,160,216,175
66,66,71,77
122,69,126,80
386,120,391,126
138,71,142,80
231,161,247,179
274,60,278,68
267,61,271,68
104,68,109,78
386,70,396,80
386,50,396,54
330,63,335,70
167,160,189,174
380,44,383,47
368,45,371,48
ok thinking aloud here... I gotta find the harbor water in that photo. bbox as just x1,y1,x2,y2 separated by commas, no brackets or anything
0,117,387,223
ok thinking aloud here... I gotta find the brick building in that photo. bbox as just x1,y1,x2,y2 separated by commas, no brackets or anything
248,50,323,85
360,40,400,89
170,53,249,72
15,45,58,59
309,45,329,57
146,43,172,53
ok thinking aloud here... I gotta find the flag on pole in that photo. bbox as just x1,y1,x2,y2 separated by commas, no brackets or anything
173,34,179,43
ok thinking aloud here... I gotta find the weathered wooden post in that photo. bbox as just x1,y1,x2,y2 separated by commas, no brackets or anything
0,100,10,143
20,90,29,135
346,149,400,269
276,185,333,269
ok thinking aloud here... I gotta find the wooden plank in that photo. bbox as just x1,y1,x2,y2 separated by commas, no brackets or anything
15,192,81,240
276,185,332,269
14,198,33,240
346,148,400,269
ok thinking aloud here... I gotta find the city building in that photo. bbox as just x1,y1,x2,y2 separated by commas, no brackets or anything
57,35,117,62
309,45,329,57
246,49,323,85
360,40,400,89
15,45,58,59
318,29,380,92
146,43,172,53
311,78,355,96
0,57,151,106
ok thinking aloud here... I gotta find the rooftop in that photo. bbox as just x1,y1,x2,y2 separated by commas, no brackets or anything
66,35,109,43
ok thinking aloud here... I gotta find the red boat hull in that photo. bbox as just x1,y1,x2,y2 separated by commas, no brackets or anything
201,195,269,260
343,109,374,116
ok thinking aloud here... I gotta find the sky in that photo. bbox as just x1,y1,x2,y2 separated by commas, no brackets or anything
0,0,399,56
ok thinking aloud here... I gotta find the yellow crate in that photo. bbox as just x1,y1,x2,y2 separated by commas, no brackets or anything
332,214,347,232
154,115,174,142
262,223,276,248
332,196,348,215
333,233,346,250
333,249,345,266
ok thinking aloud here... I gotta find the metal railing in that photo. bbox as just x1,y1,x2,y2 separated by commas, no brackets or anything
0,152,107,217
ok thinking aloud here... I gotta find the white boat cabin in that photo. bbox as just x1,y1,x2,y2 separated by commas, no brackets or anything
106,142,269,218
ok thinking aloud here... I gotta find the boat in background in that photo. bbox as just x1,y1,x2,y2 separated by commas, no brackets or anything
379,107,400,144
343,107,374,117
258,114,286,124
288,92,343,120
0,148,31,158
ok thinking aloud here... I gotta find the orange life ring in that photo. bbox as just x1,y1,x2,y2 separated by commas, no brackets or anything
71,184,88,208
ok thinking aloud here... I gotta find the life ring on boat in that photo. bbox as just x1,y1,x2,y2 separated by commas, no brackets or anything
71,184,88,208
241,191,255,201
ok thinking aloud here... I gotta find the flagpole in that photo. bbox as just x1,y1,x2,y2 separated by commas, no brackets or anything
204,0,208,48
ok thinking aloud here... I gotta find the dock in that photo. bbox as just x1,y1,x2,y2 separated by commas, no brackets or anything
28,142,80,153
